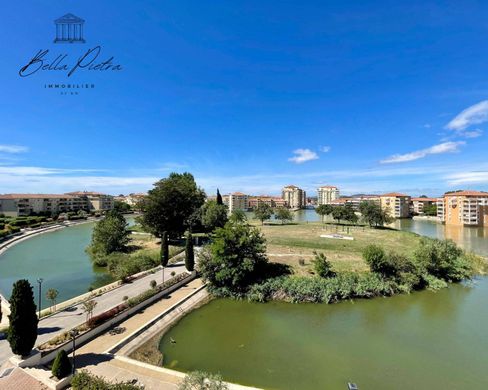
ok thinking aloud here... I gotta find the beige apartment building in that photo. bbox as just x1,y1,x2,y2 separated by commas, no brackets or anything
228,192,249,213
0,192,114,217
438,190,488,226
282,185,306,209
248,196,287,209
411,197,437,215
317,186,340,205
380,192,411,218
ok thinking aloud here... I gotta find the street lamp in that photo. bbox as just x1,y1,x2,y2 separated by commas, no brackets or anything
162,264,165,286
37,278,43,318
70,329,79,376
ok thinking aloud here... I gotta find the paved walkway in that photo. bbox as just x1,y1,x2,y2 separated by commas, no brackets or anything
0,262,188,364
73,279,205,390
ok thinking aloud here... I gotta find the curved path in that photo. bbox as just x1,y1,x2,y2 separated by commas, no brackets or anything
0,262,188,364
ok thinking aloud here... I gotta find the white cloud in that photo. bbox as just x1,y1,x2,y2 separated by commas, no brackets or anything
445,100,488,131
380,141,465,164
423,124,431,128
445,171,488,186
462,129,483,138
288,148,319,164
319,146,331,153
0,145,28,153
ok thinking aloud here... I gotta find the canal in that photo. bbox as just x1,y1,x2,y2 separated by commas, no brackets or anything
0,217,134,309
160,278,488,389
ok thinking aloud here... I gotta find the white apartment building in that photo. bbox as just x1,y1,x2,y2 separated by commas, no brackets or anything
0,192,114,217
317,186,340,205
228,192,249,213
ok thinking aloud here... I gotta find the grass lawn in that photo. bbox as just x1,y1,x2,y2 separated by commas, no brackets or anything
252,221,422,276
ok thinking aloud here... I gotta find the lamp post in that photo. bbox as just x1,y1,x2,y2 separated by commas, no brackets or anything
37,278,43,318
162,265,165,286
70,329,79,376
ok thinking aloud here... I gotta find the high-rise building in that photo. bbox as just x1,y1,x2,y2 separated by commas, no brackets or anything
282,185,306,209
317,186,340,205
228,192,249,213
380,192,411,218
438,190,488,226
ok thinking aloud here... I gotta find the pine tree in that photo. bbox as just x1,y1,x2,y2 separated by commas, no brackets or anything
161,231,169,267
216,189,223,205
7,279,38,357
51,349,72,379
185,233,195,272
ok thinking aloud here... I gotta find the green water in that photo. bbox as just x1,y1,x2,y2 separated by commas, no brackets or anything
160,278,488,389
0,217,134,308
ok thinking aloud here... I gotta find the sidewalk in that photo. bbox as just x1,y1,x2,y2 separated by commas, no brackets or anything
0,262,188,364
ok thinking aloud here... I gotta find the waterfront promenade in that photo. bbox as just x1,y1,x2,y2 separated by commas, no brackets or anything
0,262,188,364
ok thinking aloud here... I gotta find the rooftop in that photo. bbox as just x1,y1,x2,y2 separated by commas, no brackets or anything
0,193,77,199
444,190,488,197
381,192,410,198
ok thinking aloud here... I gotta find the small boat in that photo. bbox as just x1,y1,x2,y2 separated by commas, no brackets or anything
347,383,358,390
170,337,176,344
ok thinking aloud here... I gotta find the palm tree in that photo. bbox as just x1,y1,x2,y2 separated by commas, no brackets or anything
46,288,59,313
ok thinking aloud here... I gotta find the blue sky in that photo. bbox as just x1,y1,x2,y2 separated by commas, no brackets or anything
2,1,488,197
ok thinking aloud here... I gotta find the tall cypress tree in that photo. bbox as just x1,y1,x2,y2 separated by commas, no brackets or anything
7,279,38,357
161,231,169,267
216,188,223,205
185,233,195,272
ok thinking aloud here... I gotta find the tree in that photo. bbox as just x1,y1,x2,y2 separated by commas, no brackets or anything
161,231,169,267
52,349,72,379
82,299,97,323
185,233,195,272
359,201,393,228
46,288,59,312
274,207,293,224
331,206,345,224
139,173,206,238
343,204,359,225
312,252,335,277
178,371,229,390
216,189,223,205
7,279,38,357
229,209,247,224
423,204,437,216
201,201,228,232
253,203,273,225
113,200,131,213
198,221,268,292
315,204,333,223
86,210,130,266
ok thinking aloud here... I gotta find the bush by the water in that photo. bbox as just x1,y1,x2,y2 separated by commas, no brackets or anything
178,371,229,390
71,370,144,389
51,349,72,379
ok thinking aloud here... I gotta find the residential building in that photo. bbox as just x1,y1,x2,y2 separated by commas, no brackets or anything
317,186,340,205
282,185,306,209
380,192,411,218
228,192,249,213
411,197,437,215
0,191,114,217
438,190,488,226
65,191,114,212
248,196,287,209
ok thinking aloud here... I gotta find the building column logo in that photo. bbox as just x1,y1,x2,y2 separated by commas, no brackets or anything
54,13,86,44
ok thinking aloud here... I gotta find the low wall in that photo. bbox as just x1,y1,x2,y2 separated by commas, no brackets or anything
13,272,197,368
110,284,209,357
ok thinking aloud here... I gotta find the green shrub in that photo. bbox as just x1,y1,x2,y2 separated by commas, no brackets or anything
71,370,144,389
312,252,335,277
51,349,72,379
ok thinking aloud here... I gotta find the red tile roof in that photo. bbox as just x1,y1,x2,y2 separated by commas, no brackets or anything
444,190,488,197
411,197,437,202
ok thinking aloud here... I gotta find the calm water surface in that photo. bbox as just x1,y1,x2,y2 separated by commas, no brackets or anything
161,278,488,390
0,217,134,308
161,210,488,389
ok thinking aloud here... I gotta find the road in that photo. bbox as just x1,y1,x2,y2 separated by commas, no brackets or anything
0,262,188,364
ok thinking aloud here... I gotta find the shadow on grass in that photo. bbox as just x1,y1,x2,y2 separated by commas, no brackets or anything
260,262,292,280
